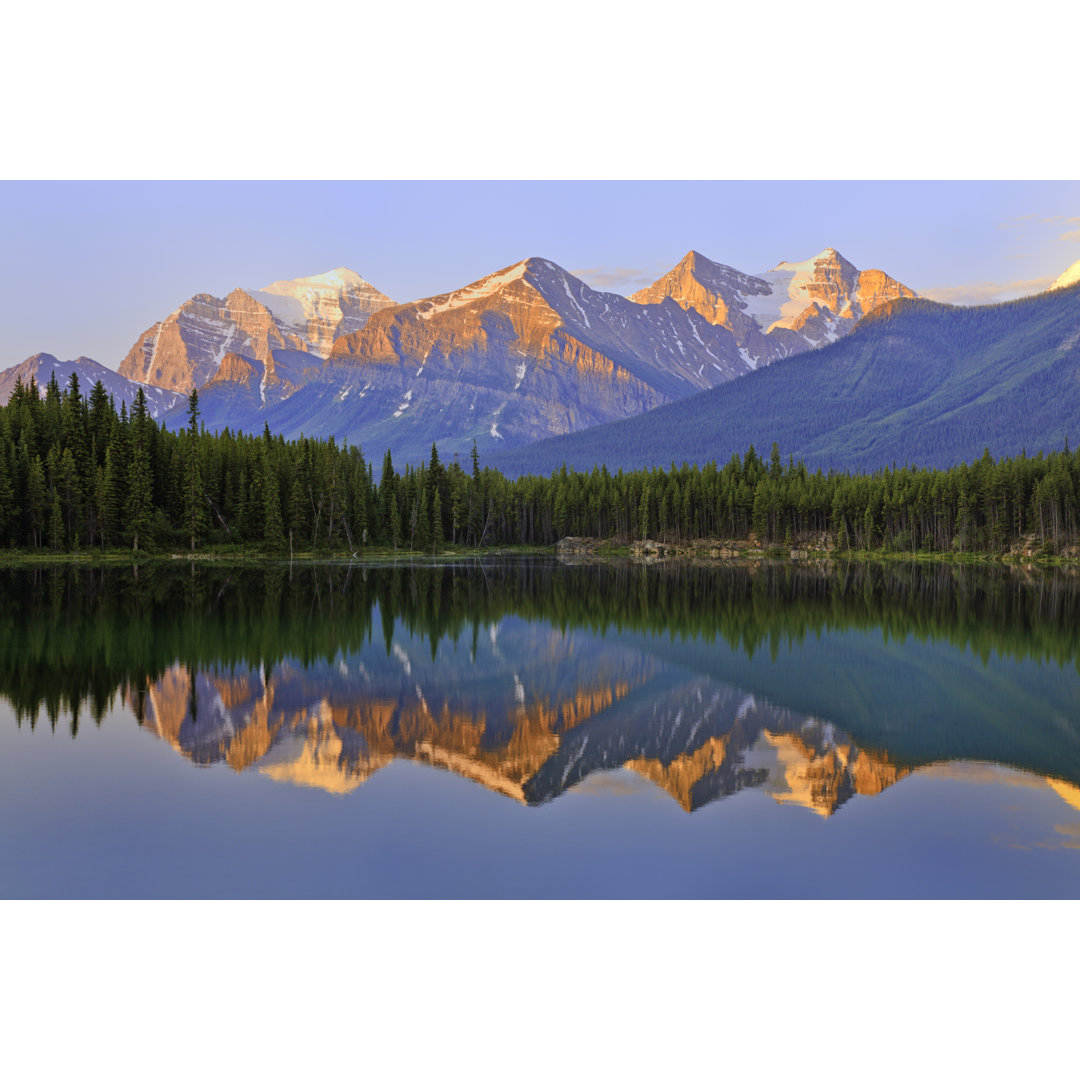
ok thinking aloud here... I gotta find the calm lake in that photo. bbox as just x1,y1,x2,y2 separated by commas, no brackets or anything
1,557,1079,898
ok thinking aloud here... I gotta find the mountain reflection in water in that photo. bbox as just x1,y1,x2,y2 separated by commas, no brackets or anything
129,646,914,816
3,558,1079,822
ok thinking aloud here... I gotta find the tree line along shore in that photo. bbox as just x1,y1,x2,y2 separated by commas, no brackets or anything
0,372,1077,559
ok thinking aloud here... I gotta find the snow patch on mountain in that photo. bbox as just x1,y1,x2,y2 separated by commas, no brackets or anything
417,261,532,320
746,248,845,331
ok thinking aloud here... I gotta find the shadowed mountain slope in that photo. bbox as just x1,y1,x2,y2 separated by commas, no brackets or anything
490,281,1080,476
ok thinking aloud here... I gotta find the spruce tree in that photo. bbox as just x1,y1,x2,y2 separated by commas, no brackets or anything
0,442,13,545
127,389,153,552
288,475,307,550
48,491,64,551
417,487,432,552
263,446,285,549
432,489,443,553
26,455,47,549
183,390,208,551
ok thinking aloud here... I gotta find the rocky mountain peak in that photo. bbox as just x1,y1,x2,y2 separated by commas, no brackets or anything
768,247,857,283
208,352,260,389
631,246,915,369
118,267,396,398
412,259,535,320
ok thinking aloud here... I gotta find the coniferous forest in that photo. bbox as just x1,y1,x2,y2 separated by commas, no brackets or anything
1,370,1079,557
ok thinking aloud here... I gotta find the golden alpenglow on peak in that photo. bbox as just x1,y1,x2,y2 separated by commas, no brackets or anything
413,259,535,320
117,266,396,397
1050,257,1080,291
319,254,768,459
629,245,916,374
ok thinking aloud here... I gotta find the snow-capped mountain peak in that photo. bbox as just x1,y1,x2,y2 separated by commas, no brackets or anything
118,267,397,396
296,267,367,287
748,248,860,331
1050,258,1080,291
249,267,395,354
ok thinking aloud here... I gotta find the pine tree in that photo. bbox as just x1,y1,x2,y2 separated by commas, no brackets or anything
450,468,465,545
57,446,81,545
102,435,124,548
638,482,651,541
26,454,47,549
127,389,153,552
182,390,208,551
0,441,13,545
263,446,285,549
417,487,432,552
48,491,64,551
379,450,398,547
86,379,113,464
288,475,307,552
431,489,443,553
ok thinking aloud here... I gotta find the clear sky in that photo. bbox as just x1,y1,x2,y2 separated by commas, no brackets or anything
2,180,1079,372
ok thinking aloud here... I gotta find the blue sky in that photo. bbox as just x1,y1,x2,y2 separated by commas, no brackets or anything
2,180,1079,371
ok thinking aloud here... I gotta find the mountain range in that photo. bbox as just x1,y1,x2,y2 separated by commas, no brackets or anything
0,248,916,458
2,249,1078,472
154,247,915,460
491,275,1080,476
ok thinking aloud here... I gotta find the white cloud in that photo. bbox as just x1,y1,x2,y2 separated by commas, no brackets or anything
1060,228,1080,243
571,265,661,294
921,277,1055,305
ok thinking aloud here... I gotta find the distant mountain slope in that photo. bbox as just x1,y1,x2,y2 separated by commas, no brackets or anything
213,257,762,462
0,353,183,416
489,281,1080,476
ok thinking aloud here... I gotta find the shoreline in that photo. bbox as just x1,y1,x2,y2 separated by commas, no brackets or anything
1,541,1078,570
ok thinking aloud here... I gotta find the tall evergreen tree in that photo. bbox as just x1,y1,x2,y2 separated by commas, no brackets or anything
127,388,154,552
263,445,285,549
183,390,208,551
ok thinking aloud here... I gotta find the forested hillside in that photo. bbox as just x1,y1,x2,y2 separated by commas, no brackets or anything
490,281,1080,477
1,370,1078,558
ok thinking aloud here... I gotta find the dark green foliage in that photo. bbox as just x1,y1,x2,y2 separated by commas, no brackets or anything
182,390,208,551
127,389,154,552
1,372,1079,557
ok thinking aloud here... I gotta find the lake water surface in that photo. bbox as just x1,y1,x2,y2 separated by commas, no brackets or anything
2,558,1079,898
